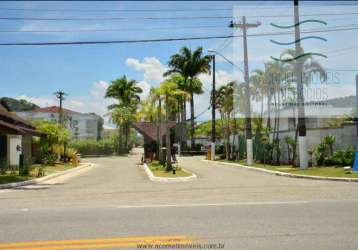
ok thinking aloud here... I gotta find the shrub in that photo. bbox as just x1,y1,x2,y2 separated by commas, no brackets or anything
313,142,327,166
215,144,224,155
69,139,116,156
42,153,57,166
0,157,8,174
66,148,80,166
192,143,203,151
322,146,355,167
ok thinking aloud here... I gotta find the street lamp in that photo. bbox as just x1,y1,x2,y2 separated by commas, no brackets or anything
208,49,244,74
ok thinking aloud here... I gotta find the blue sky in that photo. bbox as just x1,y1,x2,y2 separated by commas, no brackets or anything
1,1,357,127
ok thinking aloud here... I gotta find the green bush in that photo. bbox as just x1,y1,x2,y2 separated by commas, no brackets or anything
322,146,355,167
42,153,57,166
69,139,116,156
192,143,203,151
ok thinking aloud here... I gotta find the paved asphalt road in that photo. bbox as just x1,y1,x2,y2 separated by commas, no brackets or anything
1,148,358,249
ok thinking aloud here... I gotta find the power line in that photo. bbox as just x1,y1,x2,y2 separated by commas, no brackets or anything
2,12,358,21
0,24,226,33
1,25,358,46
0,16,232,21
0,7,234,12
0,3,357,13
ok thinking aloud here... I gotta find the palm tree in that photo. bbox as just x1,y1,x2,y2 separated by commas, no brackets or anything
156,78,188,171
105,75,142,153
216,82,235,160
323,135,335,156
280,49,326,167
250,69,266,120
164,46,211,148
105,75,142,107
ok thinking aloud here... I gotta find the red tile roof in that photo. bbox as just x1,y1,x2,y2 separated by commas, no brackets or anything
31,106,80,114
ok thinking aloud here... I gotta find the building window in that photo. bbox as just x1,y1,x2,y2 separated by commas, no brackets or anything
86,120,96,135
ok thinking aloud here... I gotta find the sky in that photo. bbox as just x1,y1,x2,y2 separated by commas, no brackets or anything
0,1,357,127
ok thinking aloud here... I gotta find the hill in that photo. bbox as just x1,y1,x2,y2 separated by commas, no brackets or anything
0,97,39,112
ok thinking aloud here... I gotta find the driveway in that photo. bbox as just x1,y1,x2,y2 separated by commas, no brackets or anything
1,149,358,249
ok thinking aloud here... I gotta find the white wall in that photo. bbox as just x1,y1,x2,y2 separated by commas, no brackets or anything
7,135,22,166
16,111,100,140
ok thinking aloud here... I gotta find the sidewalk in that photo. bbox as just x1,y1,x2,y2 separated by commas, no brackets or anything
0,163,93,189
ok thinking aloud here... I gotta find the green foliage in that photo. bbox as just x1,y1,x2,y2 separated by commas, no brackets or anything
0,97,39,111
33,120,70,153
69,139,116,156
314,142,327,166
32,120,70,164
42,153,57,166
314,134,353,167
105,75,142,154
324,147,355,167
0,158,8,174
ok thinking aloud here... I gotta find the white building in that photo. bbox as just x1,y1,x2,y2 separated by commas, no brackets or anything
16,106,103,140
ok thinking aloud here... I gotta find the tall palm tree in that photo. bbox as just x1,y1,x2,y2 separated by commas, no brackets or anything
156,78,187,171
164,46,211,148
105,75,143,153
216,82,235,160
105,75,142,108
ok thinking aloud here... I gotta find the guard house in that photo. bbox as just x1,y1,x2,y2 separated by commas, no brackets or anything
132,122,176,162
0,102,44,167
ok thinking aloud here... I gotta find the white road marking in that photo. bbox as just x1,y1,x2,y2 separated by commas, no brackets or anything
22,208,29,212
116,201,309,209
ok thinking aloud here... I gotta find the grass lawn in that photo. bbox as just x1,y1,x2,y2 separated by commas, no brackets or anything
0,163,77,185
148,161,192,178
217,159,358,178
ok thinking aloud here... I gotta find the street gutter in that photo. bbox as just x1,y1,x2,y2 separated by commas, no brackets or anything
142,163,197,182
0,163,93,189
203,160,358,182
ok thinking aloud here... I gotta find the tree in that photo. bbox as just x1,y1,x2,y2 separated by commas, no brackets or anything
216,82,235,160
156,77,187,171
105,75,142,153
33,120,70,164
164,46,211,148
109,106,135,154
323,135,335,157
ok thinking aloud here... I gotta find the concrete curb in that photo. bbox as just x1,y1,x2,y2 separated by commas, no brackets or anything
203,160,358,183
142,163,197,182
0,163,93,189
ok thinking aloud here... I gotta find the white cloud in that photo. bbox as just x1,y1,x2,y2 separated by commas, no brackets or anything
125,57,167,100
69,99,84,108
137,80,151,100
16,95,56,107
90,80,109,99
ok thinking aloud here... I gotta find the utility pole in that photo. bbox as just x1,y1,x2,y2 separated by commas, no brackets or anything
54,90,67,162
293,0,308,169
54,90,67,126
211,54,216,160
230,16,260,166
157,97,163,164
353,75,358,172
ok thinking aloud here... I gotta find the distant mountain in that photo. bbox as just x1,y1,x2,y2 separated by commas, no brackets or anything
0,97,39,112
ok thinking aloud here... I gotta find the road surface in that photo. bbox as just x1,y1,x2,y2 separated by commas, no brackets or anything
1,148,358,249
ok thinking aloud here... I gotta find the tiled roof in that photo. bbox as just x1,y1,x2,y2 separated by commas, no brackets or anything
132,122,176,142
31,106,80,114
0,108,43,136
